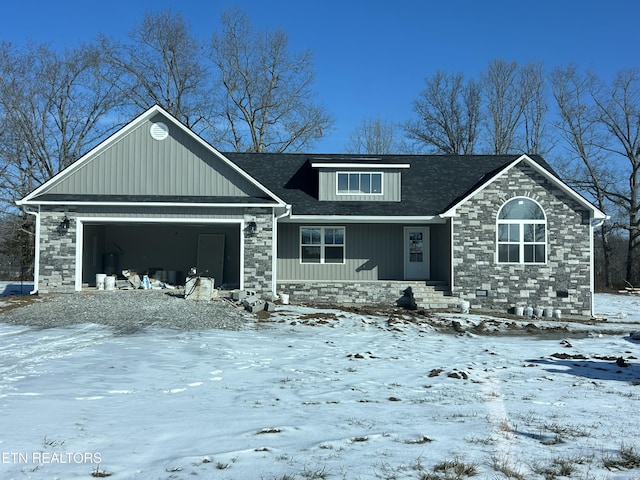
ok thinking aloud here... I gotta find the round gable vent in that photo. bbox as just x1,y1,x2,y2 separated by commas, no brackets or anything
150,122,169,140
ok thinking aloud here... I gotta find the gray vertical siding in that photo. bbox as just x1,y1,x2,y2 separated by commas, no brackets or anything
43,114,265,198
277,222,449,281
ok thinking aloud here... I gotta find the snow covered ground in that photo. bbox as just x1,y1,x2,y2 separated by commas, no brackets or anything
0,286,639,479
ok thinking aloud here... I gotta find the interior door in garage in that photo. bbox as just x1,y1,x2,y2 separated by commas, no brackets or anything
197,234,225,287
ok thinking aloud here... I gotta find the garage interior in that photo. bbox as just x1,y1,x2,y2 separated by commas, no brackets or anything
81,223,240,289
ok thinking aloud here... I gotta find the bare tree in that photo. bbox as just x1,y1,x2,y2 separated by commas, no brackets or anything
591,69,640,285
208,8,333,153
405,71,480,154
346,117,402,154
0,41,122,277
99,9,210,130
482,59,526,154
552,65,618,286
552,66,640,286
520,62,550,155
0,41,123,206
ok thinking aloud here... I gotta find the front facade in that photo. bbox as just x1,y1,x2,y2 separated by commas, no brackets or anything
18,106,606,317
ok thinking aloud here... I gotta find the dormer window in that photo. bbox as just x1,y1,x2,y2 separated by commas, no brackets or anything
337,172,383,195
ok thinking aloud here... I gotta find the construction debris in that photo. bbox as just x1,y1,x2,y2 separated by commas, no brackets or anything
228,289,279,314
618,281,640,294
184,277,218,301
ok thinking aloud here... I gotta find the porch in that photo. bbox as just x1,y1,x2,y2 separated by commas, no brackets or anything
276,280,460,310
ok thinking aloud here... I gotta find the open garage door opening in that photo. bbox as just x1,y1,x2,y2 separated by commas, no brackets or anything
81,222,241,289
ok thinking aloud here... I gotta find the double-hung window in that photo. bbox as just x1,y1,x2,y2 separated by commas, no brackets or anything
300,227,345,264
497,198,546,264
337,172,382,195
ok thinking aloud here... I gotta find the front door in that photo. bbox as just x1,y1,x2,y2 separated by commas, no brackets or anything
404,227,430,280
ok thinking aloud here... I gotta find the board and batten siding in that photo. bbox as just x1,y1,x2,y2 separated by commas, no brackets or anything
73,205,250,220
43,114,265,198
317,170,402,201
277,223,405,281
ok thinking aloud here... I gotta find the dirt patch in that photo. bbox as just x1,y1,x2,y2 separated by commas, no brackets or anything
0,294,43,313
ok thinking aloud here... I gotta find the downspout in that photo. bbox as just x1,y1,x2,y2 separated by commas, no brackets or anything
590,217,608,318
438,212,456,297
22,206,40,295
272,205,292,298
449,215,455,295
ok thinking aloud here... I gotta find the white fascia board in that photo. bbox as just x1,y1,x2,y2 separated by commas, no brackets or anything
440,154,607,219
285,215,445,224
18,105,287,208
21,201,278,208
311,162,410,169
76,216,245,224
521,156,607,219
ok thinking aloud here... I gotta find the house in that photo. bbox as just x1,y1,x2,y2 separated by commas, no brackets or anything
17,105,606,317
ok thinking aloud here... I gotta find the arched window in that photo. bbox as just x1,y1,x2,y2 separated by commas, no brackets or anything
497,198,546,264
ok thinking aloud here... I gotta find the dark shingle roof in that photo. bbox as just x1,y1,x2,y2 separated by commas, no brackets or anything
226,153,551,217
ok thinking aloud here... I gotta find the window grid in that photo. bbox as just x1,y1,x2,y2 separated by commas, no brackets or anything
336,172,383,195
497,198,546,265
300,226,345,264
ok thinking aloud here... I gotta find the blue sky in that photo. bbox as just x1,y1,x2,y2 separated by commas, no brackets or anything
2,0,638,153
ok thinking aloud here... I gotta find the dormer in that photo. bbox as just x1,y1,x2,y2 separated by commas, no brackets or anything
310,158,410,202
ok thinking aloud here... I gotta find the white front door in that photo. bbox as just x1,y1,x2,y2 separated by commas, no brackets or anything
404,227,430,280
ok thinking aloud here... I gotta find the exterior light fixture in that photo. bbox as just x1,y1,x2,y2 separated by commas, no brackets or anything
57,216,70,235
245,221,257,237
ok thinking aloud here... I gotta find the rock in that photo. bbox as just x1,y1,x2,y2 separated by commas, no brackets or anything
616,357,629,367
397,287,417,310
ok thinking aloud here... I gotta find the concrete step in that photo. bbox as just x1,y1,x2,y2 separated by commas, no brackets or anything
402,282,459,310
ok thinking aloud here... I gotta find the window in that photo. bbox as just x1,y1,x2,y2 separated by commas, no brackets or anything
497,198,546,264
300,227,345,264
337,172,382,195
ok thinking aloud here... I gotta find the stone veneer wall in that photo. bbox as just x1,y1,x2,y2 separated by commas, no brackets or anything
36,206,275,296
277,281,460,309
242,208,274,294
451,163,593,316
278,281,405,306
39,208,78,293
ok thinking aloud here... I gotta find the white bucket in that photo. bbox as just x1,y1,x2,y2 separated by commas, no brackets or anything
105,276,116,291
544,308,554,317
515,306,524,316
96,273,107,290
553,309,562,319
459,300,470,314
280,293,290,305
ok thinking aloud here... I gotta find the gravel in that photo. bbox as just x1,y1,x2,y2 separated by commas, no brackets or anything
0,289,253,331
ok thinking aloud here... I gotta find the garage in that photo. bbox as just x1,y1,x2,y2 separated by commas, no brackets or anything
79,219,242,289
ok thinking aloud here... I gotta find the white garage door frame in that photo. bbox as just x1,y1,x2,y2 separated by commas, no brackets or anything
74,216,246,292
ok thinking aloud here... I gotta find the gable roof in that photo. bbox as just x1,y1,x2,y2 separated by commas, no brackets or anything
440,154,607,220
18,105,287,208
228,152,605,219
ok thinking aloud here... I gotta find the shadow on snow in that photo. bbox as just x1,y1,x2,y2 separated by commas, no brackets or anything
530,357,639,382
